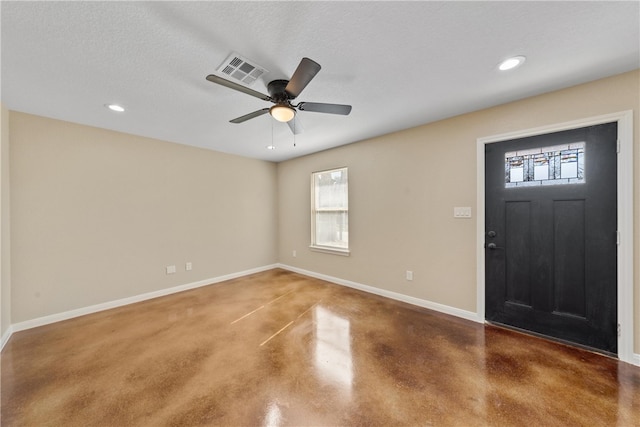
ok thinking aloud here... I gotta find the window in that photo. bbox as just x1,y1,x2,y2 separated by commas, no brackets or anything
505,142,585,188
311,167,349,255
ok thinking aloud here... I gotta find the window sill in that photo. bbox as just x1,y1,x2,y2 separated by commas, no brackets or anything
309,245,350,256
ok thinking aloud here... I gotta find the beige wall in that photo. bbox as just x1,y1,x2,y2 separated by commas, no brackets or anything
1,104,10,337
277,70,640,354
5,71,639,355
10,113,278,323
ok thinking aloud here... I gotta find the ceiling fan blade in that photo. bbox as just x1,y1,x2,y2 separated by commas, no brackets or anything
230,108,270,123
287,117,304,135
297,102,352,115
285,58,321,99
206,74,271,101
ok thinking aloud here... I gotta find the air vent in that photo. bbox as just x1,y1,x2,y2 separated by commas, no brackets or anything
216,52,268,86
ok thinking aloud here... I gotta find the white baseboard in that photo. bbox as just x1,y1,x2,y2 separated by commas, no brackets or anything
277,263,481,323
9,264,278,335
4,263,639,368
1,325,13,351
278,264,640,367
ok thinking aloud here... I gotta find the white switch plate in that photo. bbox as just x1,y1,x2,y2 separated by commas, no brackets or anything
292,250,297,257
185,262,192,271
406,270,413,281
454,207,472,218
166,265,176,274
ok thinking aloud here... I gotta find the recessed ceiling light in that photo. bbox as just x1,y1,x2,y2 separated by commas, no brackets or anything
266,145,276,150
498,56,526,71
106,104,125,112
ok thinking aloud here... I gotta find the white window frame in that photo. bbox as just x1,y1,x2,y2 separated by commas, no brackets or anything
310,167,350,256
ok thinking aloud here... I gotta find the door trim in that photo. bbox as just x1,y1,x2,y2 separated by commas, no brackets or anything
476,110,634,364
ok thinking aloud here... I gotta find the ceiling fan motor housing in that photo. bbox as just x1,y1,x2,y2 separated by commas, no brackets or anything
267,79,293,103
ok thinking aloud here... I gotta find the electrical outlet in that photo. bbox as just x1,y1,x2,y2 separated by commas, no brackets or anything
406,270,413,281
166,265,176,274
185,262,192,271
293,250,297,257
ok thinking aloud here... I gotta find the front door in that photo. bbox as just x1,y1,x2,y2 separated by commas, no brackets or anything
485,122,617,354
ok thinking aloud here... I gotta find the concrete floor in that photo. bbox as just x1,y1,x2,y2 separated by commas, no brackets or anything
2,269,639,426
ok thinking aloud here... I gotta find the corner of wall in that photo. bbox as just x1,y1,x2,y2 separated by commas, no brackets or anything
0,103,11,344
1,325,12,351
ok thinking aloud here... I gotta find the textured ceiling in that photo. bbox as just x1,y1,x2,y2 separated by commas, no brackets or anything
2,1,639,162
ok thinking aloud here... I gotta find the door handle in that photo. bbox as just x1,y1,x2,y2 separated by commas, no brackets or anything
486,243,504,250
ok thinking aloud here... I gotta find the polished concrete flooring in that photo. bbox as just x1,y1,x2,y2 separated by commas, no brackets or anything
2,269,639,426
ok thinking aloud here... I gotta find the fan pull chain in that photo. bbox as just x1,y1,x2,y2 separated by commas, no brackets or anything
293,119,296,147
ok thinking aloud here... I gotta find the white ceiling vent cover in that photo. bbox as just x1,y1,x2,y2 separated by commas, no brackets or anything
216,52,268,86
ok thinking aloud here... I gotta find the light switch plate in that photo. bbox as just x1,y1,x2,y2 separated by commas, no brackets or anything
454,207,472,218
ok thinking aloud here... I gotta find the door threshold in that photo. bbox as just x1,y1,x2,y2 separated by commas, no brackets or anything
486,321,618,360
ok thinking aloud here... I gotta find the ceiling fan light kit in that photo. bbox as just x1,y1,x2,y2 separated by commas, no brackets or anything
270,104,296,122
206,57,352,135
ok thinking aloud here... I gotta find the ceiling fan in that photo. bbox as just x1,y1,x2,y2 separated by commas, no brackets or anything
206,58,352,134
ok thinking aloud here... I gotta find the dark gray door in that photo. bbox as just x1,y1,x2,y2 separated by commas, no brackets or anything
485,122,617,354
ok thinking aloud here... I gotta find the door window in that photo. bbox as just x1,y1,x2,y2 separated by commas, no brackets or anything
505,142,584,187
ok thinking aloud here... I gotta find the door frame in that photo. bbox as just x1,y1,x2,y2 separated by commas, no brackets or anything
476,110,634,365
